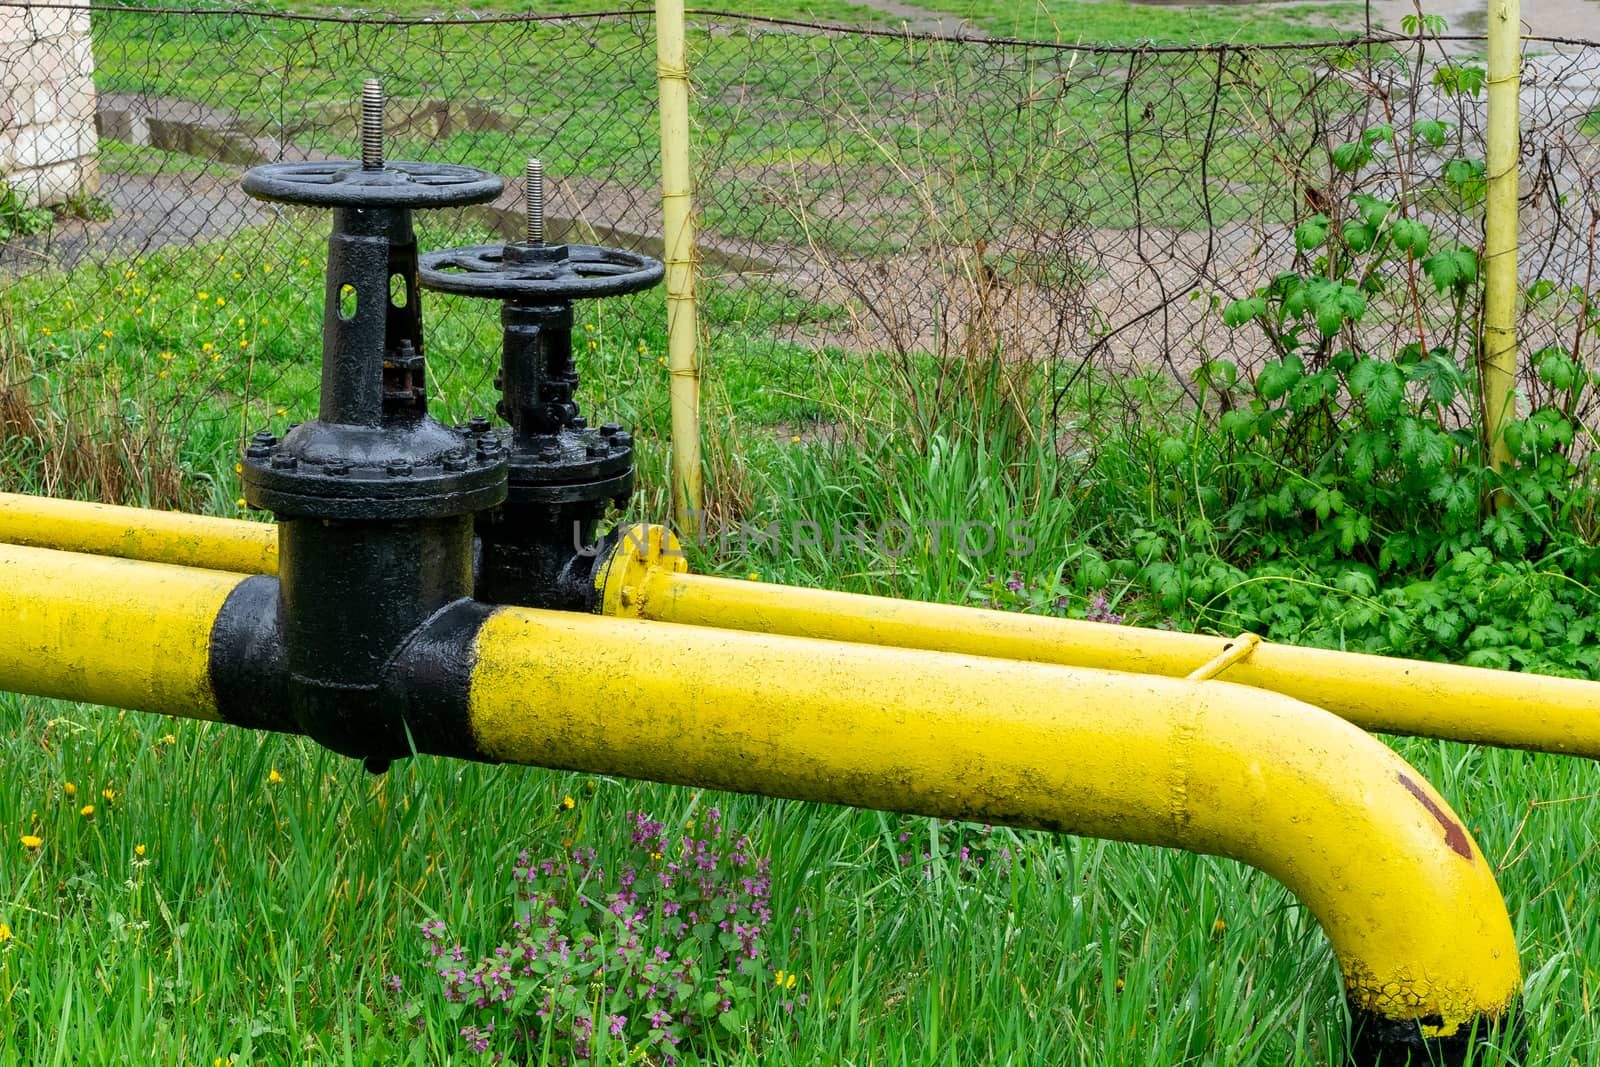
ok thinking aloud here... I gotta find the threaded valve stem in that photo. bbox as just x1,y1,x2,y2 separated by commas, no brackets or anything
525,158,544,246
360,79,384,170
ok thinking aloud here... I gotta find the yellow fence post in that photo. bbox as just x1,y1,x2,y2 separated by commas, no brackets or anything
655,0,704,539
1482,0,1521,479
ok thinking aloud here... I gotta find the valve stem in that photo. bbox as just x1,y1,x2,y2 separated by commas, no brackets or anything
525,158,544,246
360,79,384,171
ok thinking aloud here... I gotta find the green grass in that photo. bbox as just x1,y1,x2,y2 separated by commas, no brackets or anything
5,210,1600,1061
886,0,1365,43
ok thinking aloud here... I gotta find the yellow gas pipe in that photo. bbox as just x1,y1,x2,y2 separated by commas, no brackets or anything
6,495,1600,760
0,539,1521,1046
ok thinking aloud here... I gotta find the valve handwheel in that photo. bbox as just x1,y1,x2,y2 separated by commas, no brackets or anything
418,242,663,300
242,160,505,209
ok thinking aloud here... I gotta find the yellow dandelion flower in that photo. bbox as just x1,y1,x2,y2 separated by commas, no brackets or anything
96,344,105,351
0,922,11,942
748,572,760,581
79,804,94,818
41,327,51,336
197,291,208,300
158,370,169,378
649,851,663,861
774,970,798,989
20,835,41,849
162,734,176,745
561,796,576,810
236,317,245,326
791,435,801,443
159,351,173,361
202,342,214,352
584,323,594,332
235,498,247,508
1212,918,1227,936
102,788,115,803
134,844,146,857
263,264,273,273
64,782,76,798
299,258,309,266
275,407,287,416
134,307,142,315
239,340,248,348
232,272,242,280
267,769,283,785
216,297,225,306
101,329,112,338
235,463,243,474
657,356,666,366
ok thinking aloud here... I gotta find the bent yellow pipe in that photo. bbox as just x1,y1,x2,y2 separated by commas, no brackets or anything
472,607,1519,1037
0,542,1522,1047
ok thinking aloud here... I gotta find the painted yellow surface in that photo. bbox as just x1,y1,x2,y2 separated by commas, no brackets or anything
618,567,1600,759
656,0,703,533
0,492,278,575
0,543,241,718
6,503,1599,762
1482,0,1521,473
470,607,1520,1034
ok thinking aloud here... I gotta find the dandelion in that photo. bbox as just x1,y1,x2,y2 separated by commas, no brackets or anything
235,498,247,508
197,291,208,300
41,327,51,335
584,323,594,332
102,788,115,803
79,804,94,818
774,969,798,990
561,796,576,810
238,340,248,348
1212,918,1227,937
236,317,245,326
101,329,112,338
202,342,213,352
64,782,76,798
267,768,283,785
0,923,10,943
263,264,273,273
135,844,146,857
159,351,173,361
161,734,176,745
275,408,287,416
747,572,760,581
299,258,309,266
790,435,801,443
216,297,225,306
20,835,40,849
235,463,243,474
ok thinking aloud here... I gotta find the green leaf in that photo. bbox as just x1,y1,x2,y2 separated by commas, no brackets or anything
1413,119,1448,147
1293,216,1329,252
1222,296,1266,328
1351,193,1392,228
1536,349,1577,390
1422,247,1478,292
1349,359,1404,420
1255,355,1304,401
1341,220,1378,254
1332,141,1371,173
1389,218,1430,257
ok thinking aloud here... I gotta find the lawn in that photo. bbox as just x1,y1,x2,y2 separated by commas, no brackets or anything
2,2,1598,1064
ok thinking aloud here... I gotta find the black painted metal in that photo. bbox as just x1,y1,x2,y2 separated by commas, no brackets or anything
237,155,507,767
241,160,503,209
1349,1003,1524,1067
419,237,661,608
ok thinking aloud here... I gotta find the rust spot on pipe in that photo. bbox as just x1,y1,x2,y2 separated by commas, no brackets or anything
1398,772,1472,859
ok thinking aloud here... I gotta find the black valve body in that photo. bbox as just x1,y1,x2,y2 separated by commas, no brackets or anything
239,161,506,769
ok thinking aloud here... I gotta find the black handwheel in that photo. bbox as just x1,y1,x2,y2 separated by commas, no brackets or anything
242,160,504,209
418,243,664,301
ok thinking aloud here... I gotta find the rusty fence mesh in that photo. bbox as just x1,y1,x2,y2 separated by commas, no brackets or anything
1,4,1598,516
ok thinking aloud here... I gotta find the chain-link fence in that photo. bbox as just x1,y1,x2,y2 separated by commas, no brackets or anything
3,4,1599,510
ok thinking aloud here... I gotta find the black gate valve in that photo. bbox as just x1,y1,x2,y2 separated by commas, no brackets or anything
418,159,664,609
237,80,508,771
